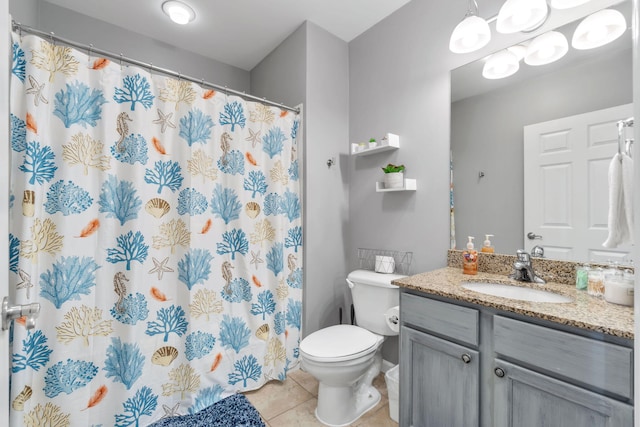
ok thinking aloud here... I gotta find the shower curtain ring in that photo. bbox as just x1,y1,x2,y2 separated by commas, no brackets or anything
87,44,93,65
149,63,153,74
119,53,123,70
18,25,22,41
49,32,55,45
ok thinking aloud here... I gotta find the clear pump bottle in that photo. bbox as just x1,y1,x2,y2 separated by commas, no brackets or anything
481,234,494,253
462,236,478,275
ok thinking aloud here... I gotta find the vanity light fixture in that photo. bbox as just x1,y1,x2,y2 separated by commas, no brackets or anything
482,49,520,79
162,1,196,25
572,9,626,50
550,0,591,9
496,0,549,34
449,0,491,53
524,31,568,65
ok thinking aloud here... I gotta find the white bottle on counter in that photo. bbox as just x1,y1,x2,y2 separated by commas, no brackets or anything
604,269,634,306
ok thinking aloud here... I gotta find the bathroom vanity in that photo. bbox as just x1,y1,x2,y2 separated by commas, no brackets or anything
394,266,634,427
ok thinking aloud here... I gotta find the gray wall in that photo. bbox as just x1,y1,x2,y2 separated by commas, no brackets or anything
348,3,465,277
346,0,620,278
452,48,632,254
347,0,624,365
10,0,249,91
251,22,350,338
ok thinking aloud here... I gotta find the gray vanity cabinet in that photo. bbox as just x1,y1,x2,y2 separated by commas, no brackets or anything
493,315,633,427
493,360,633,426
401,326,479,427
400,292,481,427
400,291,634,427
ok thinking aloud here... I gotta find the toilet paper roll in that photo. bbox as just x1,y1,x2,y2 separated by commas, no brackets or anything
384,305,400,333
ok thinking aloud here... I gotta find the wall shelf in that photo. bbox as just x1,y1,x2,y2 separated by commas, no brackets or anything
376,179,417,192
351,133,399,156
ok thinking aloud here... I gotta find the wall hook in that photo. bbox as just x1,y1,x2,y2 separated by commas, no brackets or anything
327,158,335,169
478,171,485,179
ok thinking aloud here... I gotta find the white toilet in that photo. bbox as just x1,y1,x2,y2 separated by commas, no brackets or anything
299,269,405,427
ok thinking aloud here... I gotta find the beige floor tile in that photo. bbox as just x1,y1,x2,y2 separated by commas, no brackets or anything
373,372,389,397
268,398,326,427
351,404,399,427
248,369,397,426
288,368,319,397
244,378,313,420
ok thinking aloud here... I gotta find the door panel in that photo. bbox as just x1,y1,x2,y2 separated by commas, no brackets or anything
494,360,633,427
400,326,479,427
524,104,633,262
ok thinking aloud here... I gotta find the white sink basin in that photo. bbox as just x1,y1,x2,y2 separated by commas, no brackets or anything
462,282,573,303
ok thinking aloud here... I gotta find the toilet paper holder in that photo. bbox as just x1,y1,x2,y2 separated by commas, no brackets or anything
384,306,400,333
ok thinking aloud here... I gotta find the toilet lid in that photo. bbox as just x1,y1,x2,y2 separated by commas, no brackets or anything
300,325,379,359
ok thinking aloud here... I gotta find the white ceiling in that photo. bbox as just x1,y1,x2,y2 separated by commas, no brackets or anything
42,0,412,71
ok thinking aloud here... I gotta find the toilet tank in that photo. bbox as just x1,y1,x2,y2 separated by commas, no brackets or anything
347,270,406,336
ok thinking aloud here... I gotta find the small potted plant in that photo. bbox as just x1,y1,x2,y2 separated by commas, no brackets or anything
368,138,377,149
382,163,405,189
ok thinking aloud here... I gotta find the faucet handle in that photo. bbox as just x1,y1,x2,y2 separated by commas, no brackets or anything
516,250,531,263
531,245,544,258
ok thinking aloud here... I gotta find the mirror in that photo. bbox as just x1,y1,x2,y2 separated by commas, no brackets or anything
450,1,632,262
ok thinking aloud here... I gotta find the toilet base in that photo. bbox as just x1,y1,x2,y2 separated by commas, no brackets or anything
315,384,381,427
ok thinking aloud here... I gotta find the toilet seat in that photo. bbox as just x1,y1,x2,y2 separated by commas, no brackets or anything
300,324,381,363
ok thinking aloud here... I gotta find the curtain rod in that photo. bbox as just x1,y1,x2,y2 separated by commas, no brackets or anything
11,21,301,114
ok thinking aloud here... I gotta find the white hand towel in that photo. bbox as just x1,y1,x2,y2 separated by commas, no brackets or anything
621,152,634,245
603,153,634,248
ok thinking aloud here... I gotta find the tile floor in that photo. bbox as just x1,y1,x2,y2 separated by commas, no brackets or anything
244,368,399,427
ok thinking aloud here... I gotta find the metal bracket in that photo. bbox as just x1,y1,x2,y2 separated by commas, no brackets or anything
2,297,40,330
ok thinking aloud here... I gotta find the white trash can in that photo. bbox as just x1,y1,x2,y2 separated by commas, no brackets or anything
385,364,400,423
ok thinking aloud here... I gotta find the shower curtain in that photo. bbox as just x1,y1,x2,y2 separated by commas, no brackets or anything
9,32,302,426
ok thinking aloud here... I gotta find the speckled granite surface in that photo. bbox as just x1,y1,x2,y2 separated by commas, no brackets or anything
446,249,631,285
392,267,634,339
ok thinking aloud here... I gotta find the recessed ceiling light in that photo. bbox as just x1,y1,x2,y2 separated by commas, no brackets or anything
162,1,196,25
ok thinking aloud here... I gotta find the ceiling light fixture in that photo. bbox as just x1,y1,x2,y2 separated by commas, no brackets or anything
162,1,196,25
482,49,520,79
449,0,491,54
550,0,591,10
572,9,626,50
496,0,549,34
525,31,568,65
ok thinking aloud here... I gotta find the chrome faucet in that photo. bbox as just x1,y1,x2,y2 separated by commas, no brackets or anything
510,250,545,284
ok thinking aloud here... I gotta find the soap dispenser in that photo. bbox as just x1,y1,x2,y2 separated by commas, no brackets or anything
462,236,478,275
481,234,495,253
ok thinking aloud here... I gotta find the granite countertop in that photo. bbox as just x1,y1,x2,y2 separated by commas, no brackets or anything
392,267,634,340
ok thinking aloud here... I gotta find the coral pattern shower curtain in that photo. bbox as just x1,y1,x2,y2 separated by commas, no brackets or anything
9,32,302,426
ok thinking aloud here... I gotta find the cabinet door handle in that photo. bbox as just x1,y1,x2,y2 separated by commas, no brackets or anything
461,354,471,364
494,367,505,378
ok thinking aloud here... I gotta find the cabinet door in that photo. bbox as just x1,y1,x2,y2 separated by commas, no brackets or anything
494,360,633,427
400,326,479,427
